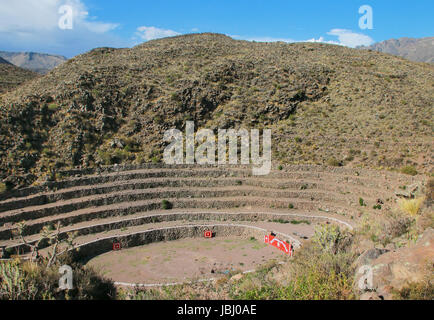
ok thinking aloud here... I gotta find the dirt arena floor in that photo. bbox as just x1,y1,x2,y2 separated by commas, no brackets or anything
86,235,291,284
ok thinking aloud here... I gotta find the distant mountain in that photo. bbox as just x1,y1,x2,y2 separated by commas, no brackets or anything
358,37,434,63
0,51,67,74
0,57,12,65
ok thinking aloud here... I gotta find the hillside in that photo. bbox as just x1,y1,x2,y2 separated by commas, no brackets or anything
0,57,11,65
359,37,434,63
0,51,67,74
0,33,433,188
0,58,39,95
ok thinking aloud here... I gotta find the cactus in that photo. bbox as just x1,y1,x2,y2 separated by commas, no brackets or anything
0,260,38,300
0,261,23,299
312,224,350,254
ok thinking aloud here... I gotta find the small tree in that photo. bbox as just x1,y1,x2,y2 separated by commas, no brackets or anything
17,221,77,269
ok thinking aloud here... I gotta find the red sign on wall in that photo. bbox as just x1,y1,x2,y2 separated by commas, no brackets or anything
113,242,121,251
204,230,213,238
264,235,293,256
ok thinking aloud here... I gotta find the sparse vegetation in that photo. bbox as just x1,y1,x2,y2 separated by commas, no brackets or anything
400,166,418,176
393,279,434,300
0,259,115,300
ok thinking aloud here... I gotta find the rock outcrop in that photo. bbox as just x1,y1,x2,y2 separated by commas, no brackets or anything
355,228,434,300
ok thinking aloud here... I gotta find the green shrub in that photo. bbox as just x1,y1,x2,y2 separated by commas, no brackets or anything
400,166,418,176
0,259,115,300
359,198,366,207
327,158,342,167
47,103,59,111
151,156,160,164
278,165,283,170
273,219,289,224
161,200,173,210
290,220,311,225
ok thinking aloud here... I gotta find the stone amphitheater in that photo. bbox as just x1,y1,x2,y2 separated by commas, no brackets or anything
0,164,422,285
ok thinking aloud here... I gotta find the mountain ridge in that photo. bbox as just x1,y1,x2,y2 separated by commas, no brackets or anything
0,33,432,187
358,37,434,63
0,51,67,74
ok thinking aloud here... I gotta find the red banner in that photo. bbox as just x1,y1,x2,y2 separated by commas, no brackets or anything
264,235,293,256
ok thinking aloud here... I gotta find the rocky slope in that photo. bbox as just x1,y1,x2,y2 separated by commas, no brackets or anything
359,37,434,63
0,58,39,95
0,51,67,74
0,33,433,187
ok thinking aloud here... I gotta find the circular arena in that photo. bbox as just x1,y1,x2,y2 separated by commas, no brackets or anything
0,164,420,286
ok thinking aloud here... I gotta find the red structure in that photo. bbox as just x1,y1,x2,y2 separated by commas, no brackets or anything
264,234,293,256
204,230,213,238
113,242,121,251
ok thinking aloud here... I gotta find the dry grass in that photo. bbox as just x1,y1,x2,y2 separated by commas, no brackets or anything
398,197,425,217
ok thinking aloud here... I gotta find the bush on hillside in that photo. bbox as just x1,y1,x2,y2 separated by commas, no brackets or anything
400,166,418,176
0,258,115,300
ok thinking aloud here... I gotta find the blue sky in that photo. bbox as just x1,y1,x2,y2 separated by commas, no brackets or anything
0,0,433,57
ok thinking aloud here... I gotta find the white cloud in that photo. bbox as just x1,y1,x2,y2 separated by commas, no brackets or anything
0,0,124,57
231,29,374,48
136,26,180,41
326,29,374,48
231,35,296,43
305,37,339,45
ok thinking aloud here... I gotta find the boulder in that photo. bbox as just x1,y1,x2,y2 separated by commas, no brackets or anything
355,248,389,268
355,228,434,300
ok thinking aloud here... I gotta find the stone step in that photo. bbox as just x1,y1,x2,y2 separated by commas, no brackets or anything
0,165,415,202
4,209,352,253
0,185,380,225
0,196,357,239
0,176,396,213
